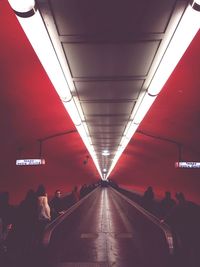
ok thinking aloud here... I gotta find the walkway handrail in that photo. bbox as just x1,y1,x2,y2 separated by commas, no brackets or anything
42,187,99,247
111,187,174,255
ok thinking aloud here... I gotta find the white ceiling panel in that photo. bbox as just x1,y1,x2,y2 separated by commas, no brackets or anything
64,42,159,78
75,80,143,101
50,0,177,35
81,102,134,116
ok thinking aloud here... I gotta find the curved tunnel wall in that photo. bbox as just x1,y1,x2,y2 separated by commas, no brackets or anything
0,1,99,204
1,1,200,205
111,30,200,205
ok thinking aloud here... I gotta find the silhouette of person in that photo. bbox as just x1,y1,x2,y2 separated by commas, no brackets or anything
50,190,65,219
35,184,51,247
7,189,38,258
142,186,155,213
36,184,51,223
0,192,14,253
159,191,176,218
163,192,200,267
71,186,79,205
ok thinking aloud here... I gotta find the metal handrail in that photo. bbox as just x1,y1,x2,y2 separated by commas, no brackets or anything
42,187,99,247
111,187,175,255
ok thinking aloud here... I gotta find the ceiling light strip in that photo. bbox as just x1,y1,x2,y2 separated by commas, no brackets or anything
8,0,102,177
107,1,200,178
148,2,200,96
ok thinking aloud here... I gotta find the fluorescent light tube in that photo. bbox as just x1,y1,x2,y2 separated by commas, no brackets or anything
148,2,200,96
62,99,82,126
8,0,102,176
111,2,200,176
134,93,156,124
76,124,90,143
124,121,138,140
8,3,72,101
126,122,138,140
8,0,35,13
76,124,102,177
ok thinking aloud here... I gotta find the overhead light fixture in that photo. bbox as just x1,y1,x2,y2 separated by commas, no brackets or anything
125,122,138,140
8,0,102,178
8,0,200,179
62,99,82,126
148,0,200,96
8,0,71,101
107,0,200,177
102,150,110,156
102,174,107,181
8,0,35,14
133,93,156,124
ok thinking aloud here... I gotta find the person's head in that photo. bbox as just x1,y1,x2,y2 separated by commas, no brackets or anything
165,191,171,199
147,186,153,192
175,192,185,204
25,189,35,201
55,190,62,198
0,192,9,205
36,184,46,197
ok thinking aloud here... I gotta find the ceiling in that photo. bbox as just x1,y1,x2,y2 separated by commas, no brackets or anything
35,0,189,175
1,0,200,204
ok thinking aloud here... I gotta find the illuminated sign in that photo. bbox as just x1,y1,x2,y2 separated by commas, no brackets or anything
175,162,200,168
16,159,45,166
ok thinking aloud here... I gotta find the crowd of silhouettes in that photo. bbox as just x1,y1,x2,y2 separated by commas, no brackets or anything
161,191,200,266
114,183,200,266
1,182,200,266
0,182,98,266
120,185,200,267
